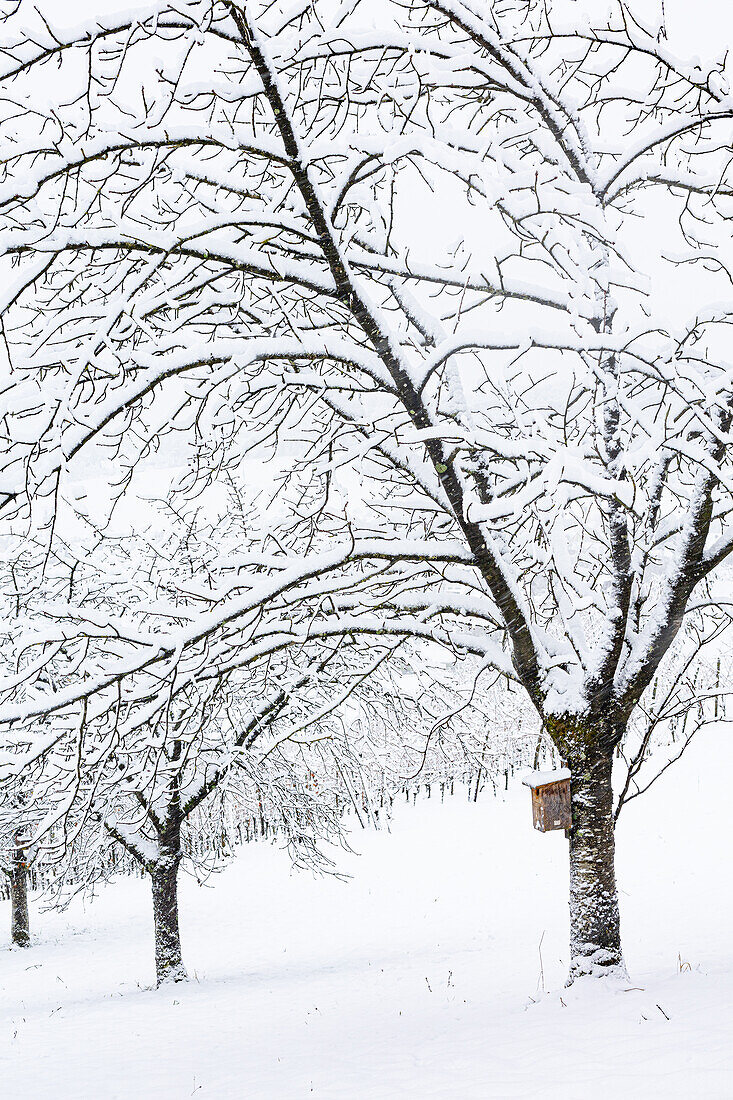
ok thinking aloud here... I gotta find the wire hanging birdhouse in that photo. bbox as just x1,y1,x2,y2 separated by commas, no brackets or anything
522,768,571,832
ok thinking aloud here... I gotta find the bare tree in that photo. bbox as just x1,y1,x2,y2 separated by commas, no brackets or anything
0,496,485,983
1,826,31,948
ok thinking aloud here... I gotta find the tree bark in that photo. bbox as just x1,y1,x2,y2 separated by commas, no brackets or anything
566,742,624,981
150,852,187,986
10,844,30,948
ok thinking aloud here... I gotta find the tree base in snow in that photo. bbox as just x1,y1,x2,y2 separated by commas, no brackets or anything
566,947,628,985
157,962,188,987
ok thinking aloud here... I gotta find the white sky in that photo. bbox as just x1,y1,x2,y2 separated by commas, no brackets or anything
634,0,733,61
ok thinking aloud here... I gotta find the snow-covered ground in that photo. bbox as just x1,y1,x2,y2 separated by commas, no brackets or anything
1,726,732,1099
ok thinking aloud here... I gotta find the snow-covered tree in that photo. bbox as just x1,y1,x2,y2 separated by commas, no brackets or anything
1,0,733,982
0,486,506,983
295,0,733,979
0,807,32,947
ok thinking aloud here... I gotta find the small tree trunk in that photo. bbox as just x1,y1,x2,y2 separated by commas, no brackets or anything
567,742,624,982
150,853,187,986
10,845,30,948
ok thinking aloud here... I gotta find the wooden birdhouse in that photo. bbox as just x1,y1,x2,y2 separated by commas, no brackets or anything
522,768,571,832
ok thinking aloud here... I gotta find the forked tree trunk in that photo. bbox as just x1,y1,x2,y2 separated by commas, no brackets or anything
10,844,30,948
566,741,624,982
150,851,187,986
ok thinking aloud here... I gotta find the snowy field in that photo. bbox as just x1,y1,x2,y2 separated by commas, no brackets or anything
1,726,732,1099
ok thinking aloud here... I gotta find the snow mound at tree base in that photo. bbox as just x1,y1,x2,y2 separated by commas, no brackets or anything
566,950,629,985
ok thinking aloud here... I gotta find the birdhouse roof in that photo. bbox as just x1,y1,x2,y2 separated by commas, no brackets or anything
521,768,571,789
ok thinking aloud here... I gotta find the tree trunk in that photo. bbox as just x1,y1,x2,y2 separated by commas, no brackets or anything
10,845,30,948
150,854,187,986
567,742,624,982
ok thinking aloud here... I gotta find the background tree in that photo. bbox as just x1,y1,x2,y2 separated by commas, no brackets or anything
0,488,512,984
0,810,32,947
